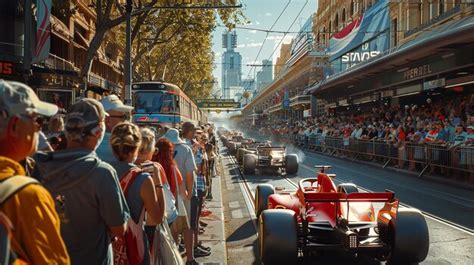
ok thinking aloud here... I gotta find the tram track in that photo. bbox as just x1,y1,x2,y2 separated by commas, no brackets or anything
225,143,474,236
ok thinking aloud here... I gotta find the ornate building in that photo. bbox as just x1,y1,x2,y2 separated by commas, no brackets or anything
0,0,124,108
309,0,474,115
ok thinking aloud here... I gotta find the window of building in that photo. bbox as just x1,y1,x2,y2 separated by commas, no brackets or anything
391,18,398,47
334,13,339,31
322,27,326,45
342,8,346,24
406,4,410,31
429,2,436,20
230,56,234,69
350,1,355,16
419,3,423,25
439,0,445,15
329,21,332,37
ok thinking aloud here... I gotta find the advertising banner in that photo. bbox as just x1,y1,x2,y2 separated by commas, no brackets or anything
329,0,390,71
33,0,52,63
282,89,290,109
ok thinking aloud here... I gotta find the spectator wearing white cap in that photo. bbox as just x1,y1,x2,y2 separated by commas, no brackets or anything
0,80,70,264
34,98,130,265
96,94,134,163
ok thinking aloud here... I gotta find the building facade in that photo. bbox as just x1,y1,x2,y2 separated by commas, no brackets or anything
243,14,329,122
221,30,242,99
0,0,124,108
256,59,273,93
309,0,474,115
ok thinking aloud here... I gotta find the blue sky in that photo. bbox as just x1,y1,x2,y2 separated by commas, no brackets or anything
212,0,318,86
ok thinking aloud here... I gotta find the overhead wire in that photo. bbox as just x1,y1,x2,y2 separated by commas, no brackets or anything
238,0,308,102
236,0,292,99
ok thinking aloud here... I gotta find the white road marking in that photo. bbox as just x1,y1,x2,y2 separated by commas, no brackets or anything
231,209,244,219
229,201,240,209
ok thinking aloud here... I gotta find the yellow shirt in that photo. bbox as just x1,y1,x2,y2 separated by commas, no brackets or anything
0,156,70,265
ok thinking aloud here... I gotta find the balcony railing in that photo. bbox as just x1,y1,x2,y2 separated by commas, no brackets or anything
39,53,78,72
404,5,461,38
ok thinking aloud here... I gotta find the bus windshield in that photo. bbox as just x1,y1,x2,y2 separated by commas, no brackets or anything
133,91,175,114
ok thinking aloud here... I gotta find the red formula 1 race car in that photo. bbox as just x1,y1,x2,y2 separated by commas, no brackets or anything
255,166,429,265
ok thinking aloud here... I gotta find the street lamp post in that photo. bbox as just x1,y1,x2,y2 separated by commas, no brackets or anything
124,0,132,105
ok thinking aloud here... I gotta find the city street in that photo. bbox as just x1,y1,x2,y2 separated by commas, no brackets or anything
217,135,474,265
1,0,472,264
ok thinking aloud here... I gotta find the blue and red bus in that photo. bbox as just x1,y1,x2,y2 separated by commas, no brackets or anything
131,81,207,128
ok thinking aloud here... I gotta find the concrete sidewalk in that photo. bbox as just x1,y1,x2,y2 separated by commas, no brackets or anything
196,153,227,265
218,144,260,265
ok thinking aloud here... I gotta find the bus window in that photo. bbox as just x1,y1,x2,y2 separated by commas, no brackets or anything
161,93,175,113
134,91,164,113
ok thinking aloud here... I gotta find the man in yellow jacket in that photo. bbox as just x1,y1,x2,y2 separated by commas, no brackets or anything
0,80,70,264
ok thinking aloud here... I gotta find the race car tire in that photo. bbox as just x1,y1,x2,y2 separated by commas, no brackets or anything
389,208,429,263
237,148,247,165
229,143,236,155
285,154,298,174
243,154,257,175
337,183,359,194
255,184,275,218
259,209,298,265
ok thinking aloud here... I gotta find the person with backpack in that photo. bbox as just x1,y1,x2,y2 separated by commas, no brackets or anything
0,80,70,264
34,98,129,265
109,122,164,265
135,127,169,245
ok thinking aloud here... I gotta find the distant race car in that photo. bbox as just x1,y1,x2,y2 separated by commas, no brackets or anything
255,166,429,264
242,146,298,175
235,141,272,165
226,135,254,155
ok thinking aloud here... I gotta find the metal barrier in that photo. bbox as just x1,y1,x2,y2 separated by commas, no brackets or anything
283,133,473,180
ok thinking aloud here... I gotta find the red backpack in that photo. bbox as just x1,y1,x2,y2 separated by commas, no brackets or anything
113,168,148,265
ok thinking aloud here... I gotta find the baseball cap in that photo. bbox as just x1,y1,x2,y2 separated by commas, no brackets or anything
0,79,58,117
66,98,107,132
100,94,133,113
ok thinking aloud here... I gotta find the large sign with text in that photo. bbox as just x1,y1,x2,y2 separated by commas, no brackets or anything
329,0,390,72
196,99,241,109
0,61,15,76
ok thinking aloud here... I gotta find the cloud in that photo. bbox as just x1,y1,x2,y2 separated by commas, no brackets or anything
255,20,261,25
248,29,257,34
266,34,295,42
265,12,272,16
236,42,263,48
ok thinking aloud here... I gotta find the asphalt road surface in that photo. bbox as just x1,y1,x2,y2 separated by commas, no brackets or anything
222,141,474,265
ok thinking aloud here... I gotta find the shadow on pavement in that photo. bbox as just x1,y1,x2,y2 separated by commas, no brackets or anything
226,219,256,243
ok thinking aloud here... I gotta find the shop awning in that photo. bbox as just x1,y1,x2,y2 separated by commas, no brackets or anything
309,16,474,96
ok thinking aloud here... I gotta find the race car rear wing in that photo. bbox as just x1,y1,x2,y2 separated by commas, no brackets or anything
303,191,400,227
303,192,395,203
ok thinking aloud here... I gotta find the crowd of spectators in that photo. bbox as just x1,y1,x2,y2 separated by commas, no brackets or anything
0,79,218,265
248,93,474,180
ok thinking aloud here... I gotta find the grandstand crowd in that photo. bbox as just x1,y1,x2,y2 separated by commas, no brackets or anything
250,93,474,180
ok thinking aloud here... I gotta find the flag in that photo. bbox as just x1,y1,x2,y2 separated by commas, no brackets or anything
33,0,52,63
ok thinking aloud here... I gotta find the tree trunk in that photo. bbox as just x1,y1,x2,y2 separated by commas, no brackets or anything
79,26,108,93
